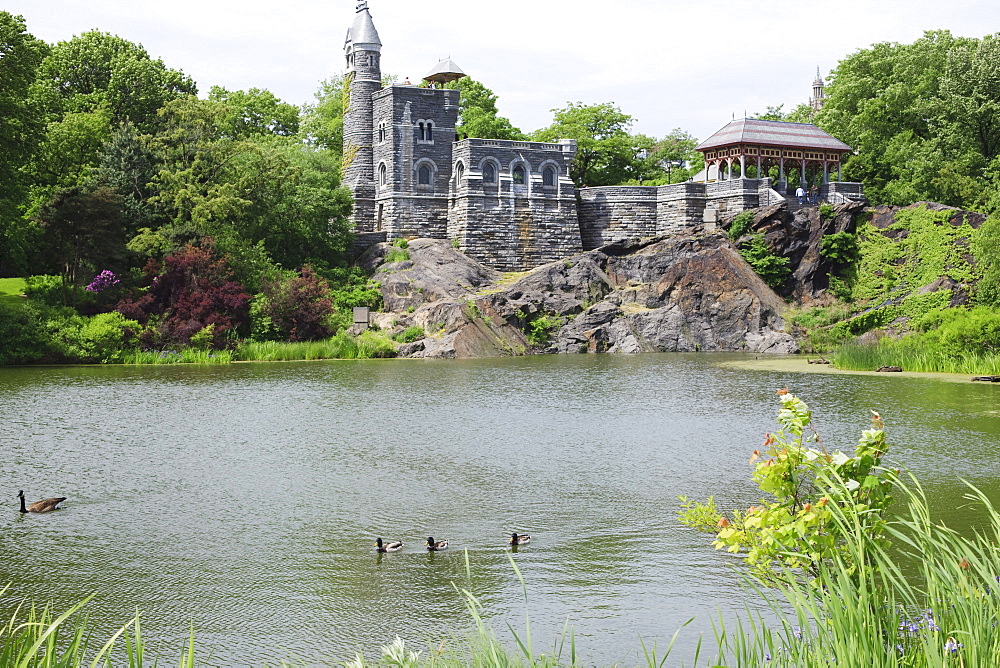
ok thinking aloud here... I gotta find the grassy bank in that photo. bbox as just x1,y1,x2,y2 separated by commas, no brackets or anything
833,338,1000,375
0,277,26,307
7,478,999,666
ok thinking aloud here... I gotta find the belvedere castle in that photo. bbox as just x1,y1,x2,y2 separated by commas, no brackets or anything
343,3,863,271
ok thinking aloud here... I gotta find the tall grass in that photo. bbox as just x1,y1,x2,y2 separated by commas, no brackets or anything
235,330,396,361
833,338,1000,375
121,349,234,365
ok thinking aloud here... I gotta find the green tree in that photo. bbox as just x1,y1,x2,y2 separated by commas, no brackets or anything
0,12,49,275
817,30,979,206
443,77,525,140
28,30,195,132
35,184,126,305
207,86,300,138
300,75,346,156
532,102,637,187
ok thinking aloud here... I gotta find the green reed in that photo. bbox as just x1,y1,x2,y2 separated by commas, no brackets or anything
121,349,233,365
833,338,1000,375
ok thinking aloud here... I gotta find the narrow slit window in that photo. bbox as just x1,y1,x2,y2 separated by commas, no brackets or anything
513,165,525,184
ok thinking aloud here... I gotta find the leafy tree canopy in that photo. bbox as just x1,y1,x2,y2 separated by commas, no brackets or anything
443,77,526,140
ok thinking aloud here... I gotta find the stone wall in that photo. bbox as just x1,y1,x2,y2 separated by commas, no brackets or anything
449,138,581,271
578,186,658,249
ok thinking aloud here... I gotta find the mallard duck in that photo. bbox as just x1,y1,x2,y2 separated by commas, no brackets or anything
509,532,530,546
425,536,449,551
18,490,66,514
375,537,403,552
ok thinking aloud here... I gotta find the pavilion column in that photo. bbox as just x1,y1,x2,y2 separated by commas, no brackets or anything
757,155,761,179
801,157,806,186
739,154,745,179
823,161,829,183
779,156,785,181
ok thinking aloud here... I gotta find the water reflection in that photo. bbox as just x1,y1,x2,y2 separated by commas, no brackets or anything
1,354,999,664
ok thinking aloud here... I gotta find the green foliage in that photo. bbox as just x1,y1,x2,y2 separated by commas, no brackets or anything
818,231,859,265
392,238,409,249
682,393,895,582
728,210,755,240
355,329,397,358
532,101,636,187
738,235,790,290
384,247,410,263
393,325,425,343
852,205,976,304
525,313,563,346
817,30,1000,210
443,77,526,140
972,213,1000,306
818,202,835,220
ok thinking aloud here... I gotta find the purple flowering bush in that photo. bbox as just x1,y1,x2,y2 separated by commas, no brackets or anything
85,270,120,292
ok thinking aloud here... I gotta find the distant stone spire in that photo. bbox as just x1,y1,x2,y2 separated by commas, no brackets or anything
810,67,826,112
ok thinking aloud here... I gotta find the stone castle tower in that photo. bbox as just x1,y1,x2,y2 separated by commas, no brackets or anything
343,2,382,231
809,67,826,112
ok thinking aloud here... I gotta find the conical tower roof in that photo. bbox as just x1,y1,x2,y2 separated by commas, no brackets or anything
423,57,466,85
346,2,381,49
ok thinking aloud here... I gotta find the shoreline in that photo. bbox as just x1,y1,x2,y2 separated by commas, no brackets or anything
721,354,982,384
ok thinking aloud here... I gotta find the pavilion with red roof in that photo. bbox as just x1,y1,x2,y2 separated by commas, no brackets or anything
695,118,852,187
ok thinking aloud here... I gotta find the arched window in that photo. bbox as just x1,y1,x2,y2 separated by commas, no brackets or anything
418,164,431,185
425,121,433,141
513,165,525,184
417,122,425,141
379,163,387,186
378,122,386,143
542,166,555,186
483,163,496,184
456,162,465,185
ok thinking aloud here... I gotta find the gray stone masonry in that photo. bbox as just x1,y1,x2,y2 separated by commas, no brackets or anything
372,85,459,240
578,177,862,250
343,50,381,232
449,138,581,271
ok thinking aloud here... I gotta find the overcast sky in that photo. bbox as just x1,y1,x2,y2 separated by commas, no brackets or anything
5,0,998,141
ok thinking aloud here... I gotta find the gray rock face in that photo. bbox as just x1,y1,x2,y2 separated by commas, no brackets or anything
364,232,797,357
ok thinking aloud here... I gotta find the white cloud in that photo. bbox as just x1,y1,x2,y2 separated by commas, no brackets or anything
5,0,998,140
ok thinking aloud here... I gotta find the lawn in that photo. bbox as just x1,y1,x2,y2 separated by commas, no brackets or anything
0,277,26,306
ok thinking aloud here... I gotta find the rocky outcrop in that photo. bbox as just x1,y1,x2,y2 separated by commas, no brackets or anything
361,233,798,358
726,200,865,303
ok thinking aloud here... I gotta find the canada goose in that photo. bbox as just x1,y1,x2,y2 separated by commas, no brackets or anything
425,536,449,551
18,490,66,514
509,532,530,546
374,537,403,552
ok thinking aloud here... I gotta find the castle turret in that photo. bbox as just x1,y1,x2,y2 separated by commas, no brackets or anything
809,67,825,112
344,1,382,231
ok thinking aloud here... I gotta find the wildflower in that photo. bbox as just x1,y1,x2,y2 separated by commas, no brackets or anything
896,644,904,655
793,627,802,640
959,558,971,570
764,650,771,661
717,517,730,528
944,638,963,654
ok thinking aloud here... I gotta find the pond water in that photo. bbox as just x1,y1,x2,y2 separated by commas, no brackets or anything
2,354,999,665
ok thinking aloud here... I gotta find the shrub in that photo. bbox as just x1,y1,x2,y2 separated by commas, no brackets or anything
117,241,250,349
819,231,859,265
818,202,835,220
68,312,140,362
393,325,425,343
384,247,410,263
728,210,755,240
680,391,894,582
356,330,396,358
0,300,51,365
255,266,336,342
739,235,790,290
526,313,563,346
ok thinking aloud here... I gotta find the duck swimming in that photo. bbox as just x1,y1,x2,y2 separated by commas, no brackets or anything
425,536,449,551
375,537,403,552
509,532,530,545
